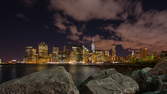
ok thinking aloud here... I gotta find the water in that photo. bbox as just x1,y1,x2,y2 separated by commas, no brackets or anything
0,64,152,86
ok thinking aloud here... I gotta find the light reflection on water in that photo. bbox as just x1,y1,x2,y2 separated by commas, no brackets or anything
0,64,147,86
67,66,101,85
0,64,102,85
0,65,1,82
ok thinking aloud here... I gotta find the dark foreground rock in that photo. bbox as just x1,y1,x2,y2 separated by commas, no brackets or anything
0,66,79,94
142,90,167,94
150,60,167,93
150,61,167,75
131,66,167,93
131,67,160,92
80,68,139,94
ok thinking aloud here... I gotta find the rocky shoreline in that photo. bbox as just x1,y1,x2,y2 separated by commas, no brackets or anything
0,61,166,94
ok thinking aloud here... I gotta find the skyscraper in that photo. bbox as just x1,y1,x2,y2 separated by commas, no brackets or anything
140,48,148,58
112,45,116,56
38,42,48,57
70,46,83,63
26,46,37,56
131,50,135,57
0,58,2,64
91,38,96,53
38,42,50,63
52,47,59,62
52,47,59,55
111,45,117,62
24,46,37,63
82,46,88,64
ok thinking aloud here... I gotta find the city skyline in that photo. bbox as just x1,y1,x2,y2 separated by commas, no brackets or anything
1,41,156,64
1,0,167,61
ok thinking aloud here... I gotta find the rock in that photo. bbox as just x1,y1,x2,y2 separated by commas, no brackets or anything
142,91,167,94
158,75,167,92
80,68,139,94
131,67,167,93
150,61,167,75
131,67,160,92
149,60,167,92
142,67,152,73
0,66,79,94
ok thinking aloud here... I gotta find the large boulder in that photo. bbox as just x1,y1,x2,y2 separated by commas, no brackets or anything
142,91,167,94
149,61,167,75
158,75,167,92
80,68,139,94
131,67,167,93
131,67,160,92
0,66,79,94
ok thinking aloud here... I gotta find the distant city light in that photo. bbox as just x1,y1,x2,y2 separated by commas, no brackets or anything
12,60,17,62
20,42,159,64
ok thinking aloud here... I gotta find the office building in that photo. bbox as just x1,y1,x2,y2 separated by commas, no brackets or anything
52,47,60,62
38,42,50,63
24,46,37,64
0,58,2,64
140,48,148,58
38,42,48,57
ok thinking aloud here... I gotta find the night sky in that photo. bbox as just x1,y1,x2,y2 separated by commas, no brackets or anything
0,0,167,61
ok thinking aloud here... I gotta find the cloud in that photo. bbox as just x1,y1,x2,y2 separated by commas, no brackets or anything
16,13,30,22
53,14,68,32
81,10,167,52
50,0,142,21
83,35,120,50
49,0,167,52
116,11,167,52
20,0,38,7
67,25,83,41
